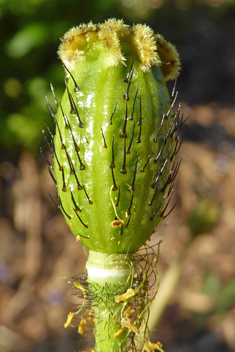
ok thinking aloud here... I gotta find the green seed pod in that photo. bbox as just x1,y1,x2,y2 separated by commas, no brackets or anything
52,19,181,254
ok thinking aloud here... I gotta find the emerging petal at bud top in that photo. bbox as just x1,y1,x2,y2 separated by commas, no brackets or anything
131,23,160,72
155,34,181,80
98,20,126,67
58,19,180,79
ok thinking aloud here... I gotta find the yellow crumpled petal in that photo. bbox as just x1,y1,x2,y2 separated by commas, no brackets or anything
115,288,134,302
64,312,74,328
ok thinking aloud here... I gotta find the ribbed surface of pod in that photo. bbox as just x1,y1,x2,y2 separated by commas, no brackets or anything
52,20,181,254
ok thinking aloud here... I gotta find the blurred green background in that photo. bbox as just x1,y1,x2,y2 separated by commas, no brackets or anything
1,1,235,352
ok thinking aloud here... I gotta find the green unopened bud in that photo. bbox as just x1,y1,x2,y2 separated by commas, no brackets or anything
53,19,181,254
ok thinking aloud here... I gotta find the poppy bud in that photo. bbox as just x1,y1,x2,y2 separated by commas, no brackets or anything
53,19,180,254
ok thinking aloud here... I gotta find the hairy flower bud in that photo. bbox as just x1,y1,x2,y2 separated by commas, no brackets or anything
52,19,181,254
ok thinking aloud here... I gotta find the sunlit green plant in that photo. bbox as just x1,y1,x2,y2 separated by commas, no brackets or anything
45,19,181,352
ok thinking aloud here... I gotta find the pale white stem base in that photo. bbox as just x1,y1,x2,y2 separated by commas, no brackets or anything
86,250,132,285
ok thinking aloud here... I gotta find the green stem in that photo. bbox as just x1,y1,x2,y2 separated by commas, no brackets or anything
86,251,133,352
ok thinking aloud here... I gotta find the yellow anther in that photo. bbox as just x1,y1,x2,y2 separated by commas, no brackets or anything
78,319,86,335
110,219,124,228
115,288,134,302
144,341,164,352
74,282,87,295
123,306,136,317
114,326,126,338
121,316,139,334
87,315,95,326
64,312,74,328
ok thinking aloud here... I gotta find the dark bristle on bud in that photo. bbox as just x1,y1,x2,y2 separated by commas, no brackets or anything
101,127,107,148
65,80,84,127
111,168,118,191
125,215,131,229
108,99,118,125
54,120,64,150
126,122,135,154
75,210,88,228
119,102,128,138
170,135,182,161
171,159,182,183
161,188,177,219
125,157,138,226
124,60,134,83
149,199,164,221
119,225,124,235
63,145,75,175
149,162,168,205
50,82,59,108
79,157,85,171
44,119,54,142
58,196,72,220
42,129,54,156
151,158,168,190
154,137,166,163
74,171,83,191
65,80,76,115
165,91,178,120
120,138,127,174
131,153,138,192
74,104,84,128
40,147,53,168
61,60,80,92
160,158,181,194
70,190,82,212
123,66,134,101
67,137,85,170
153,114,165,143
49,192,59,208
70,128,80,152
83,185,93,205
77,233,89,239
61,167,67,192
126,193,134,217
128,89,138,121
140,148,154,173
110,136,115,169
53,150,62,170
45,92,56,125
136,96,142,143
48,166,57,185
148,186,158,207
171,78,177,100
115,187,120,207
60,103,70,129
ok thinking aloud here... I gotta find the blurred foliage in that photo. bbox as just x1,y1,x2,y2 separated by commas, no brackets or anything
217,280,235,315
196,273,235,323
0,0,235,152
187,198,221,237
